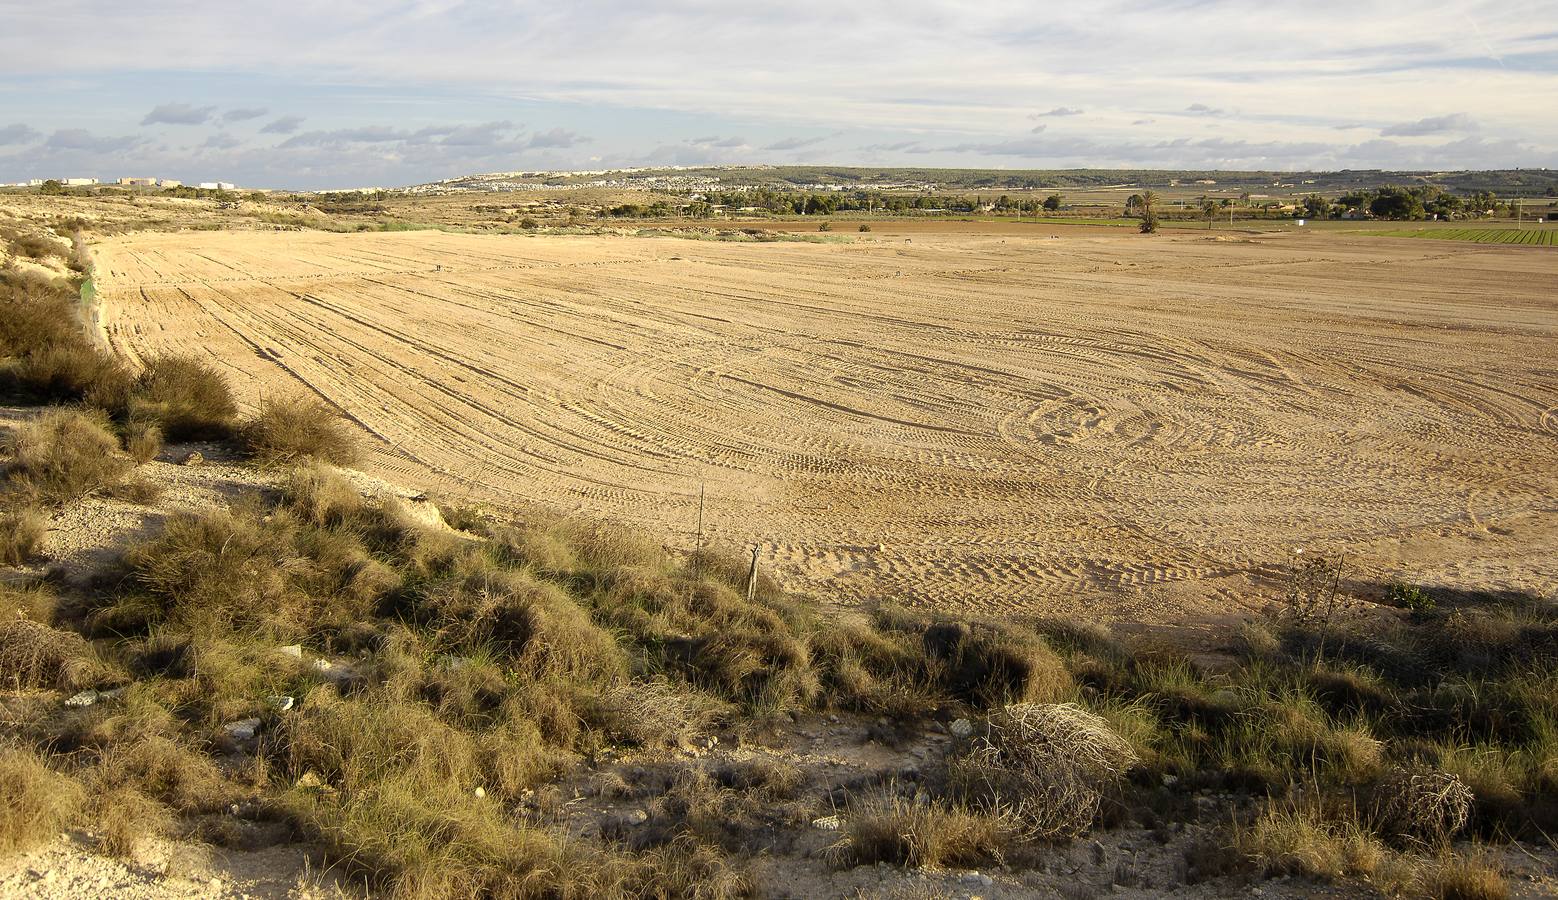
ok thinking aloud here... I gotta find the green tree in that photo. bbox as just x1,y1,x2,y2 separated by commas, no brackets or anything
1043,194,1062,211
38,179,64,196
1137,190,1160,233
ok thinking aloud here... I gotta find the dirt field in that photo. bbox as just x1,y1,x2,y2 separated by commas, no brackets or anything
91,227,1558,623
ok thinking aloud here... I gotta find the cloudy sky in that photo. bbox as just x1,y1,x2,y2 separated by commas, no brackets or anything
2,1,1555,189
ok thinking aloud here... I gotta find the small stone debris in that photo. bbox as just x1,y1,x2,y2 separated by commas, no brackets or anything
621,809,648,826
224,718,261,741
64,689,98,708
949,718,974,739
960,872,994,887
267,695,295,712
180,451,204,466
811,815,841,831
277,644,304,659
1162,773,1180,787
310,657,354,684
473,786,486,799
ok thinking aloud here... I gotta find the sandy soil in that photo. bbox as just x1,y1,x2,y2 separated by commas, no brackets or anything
90,227,1558,622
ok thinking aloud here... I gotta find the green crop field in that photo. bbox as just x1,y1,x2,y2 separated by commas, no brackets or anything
1365,226,1558,246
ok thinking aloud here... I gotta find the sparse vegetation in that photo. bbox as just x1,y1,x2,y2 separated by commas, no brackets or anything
130,354,238,440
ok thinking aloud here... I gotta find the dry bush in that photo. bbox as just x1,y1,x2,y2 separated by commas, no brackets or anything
1375,766,1474,847
129,354,237,440
951,702,1137,840
2,408,131,503
240,394,360,465
587,679,725,748
829,790,1009,869
0,747,85,854
0,617,103,690
811,622,942,717
124,420,163,464
0,505,46,565
615,836,757,900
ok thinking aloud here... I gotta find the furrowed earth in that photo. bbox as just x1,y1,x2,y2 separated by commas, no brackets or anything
93,226,1558,625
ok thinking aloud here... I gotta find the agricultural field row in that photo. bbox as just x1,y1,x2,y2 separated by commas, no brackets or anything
1366,226,1558,246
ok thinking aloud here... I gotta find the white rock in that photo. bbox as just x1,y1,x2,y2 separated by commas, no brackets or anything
811,815,841,831
64,690,98,708
622,809,648,826
949,718,974,739
278,645,304,659
268,695,295,712
224,718,261,741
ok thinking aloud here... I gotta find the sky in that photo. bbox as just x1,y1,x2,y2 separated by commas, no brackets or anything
1,1,1556,189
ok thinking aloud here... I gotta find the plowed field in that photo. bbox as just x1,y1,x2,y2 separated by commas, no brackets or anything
94,228,1558,623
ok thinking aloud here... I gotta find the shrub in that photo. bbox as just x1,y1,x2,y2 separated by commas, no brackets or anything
129,354,237,440
817,221,832,232
950,702,1137,839
0,747,84,854
2,408,131,503
858,223,872,232
10,343,131,408
240,394,360,465
1374,766,1473,847
114,505,307,638
0,505,46,565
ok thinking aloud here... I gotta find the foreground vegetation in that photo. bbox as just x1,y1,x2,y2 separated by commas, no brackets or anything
2,217,1554,898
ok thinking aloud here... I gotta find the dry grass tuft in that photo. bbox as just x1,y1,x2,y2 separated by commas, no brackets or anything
124,420,163,464
2,408,131,503
0,505,47,565
281,463,363,527
240,394,360,466
103,476,163,505
1232,802,1384,881
129,354,237,440
1417,851,1510,900
0,747,84,854
829,790,1010,869
951,702,1137,839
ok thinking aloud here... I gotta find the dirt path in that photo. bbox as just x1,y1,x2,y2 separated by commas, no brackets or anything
92,228,1558,621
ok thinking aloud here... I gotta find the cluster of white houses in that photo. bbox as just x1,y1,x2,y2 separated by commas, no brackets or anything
2,177,237,190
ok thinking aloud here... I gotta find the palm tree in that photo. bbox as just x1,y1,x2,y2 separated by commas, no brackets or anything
1138,190,1160,233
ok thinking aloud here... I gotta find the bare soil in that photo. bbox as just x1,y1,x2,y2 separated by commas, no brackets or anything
88,227,1558,622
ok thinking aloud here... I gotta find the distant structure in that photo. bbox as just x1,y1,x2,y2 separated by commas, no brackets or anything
118,177,158,186
158,179,182,188
61,177,98,186
197,181,237,190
